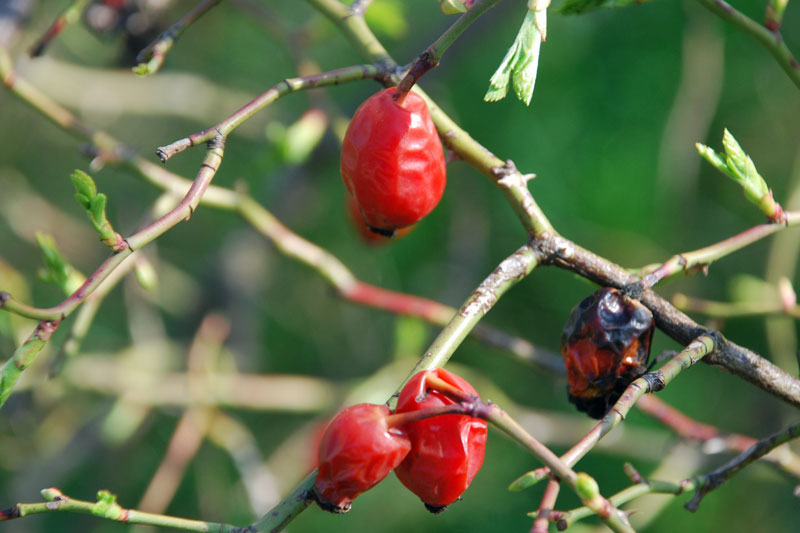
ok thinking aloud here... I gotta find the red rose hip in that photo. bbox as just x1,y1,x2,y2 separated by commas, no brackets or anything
341,87,446,235
394,368,487,512
561,287,655,419
314,403,411,513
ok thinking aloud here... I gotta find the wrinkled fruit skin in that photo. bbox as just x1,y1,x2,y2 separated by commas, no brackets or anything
345,194,413,245
394,368,487,511
561,287,655,419
314,403,411,513
341,87,446,234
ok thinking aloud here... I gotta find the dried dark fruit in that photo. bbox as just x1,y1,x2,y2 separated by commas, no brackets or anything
561,287,654,419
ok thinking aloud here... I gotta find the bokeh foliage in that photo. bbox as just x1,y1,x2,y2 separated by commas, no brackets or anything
1,0,799,531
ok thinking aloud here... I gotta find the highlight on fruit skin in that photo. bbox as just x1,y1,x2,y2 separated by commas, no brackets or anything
313,403,411,513
393,368,487,512
340,87,446,235
560,287,654,419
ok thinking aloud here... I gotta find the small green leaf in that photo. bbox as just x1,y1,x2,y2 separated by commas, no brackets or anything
721,129,747,173
484,44,517,102
70,169,97,203
695,143,727,173
698,130,782,220
93,490,122,520
91,194,107,226
484,9,542,106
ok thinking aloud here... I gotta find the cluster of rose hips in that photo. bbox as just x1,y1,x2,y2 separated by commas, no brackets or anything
313,368,487,514
341,87,446,241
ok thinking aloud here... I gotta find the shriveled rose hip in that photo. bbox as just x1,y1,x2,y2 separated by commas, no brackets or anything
394,368,487,512
314,403,411,513
561,287,655,419
341,87,446,235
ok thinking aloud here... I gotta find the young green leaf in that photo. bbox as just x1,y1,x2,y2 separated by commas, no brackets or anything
484,9,543,106
69,170,121,248
697,130,784,222
70,169,96,210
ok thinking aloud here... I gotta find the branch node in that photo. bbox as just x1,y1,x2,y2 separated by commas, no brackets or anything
643,372,666,393
156,138,192,163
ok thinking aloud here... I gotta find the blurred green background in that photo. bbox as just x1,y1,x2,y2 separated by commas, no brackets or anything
1,0,799,531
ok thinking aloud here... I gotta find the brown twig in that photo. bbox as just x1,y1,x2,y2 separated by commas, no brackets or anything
685,420,800,511
134,0,224,76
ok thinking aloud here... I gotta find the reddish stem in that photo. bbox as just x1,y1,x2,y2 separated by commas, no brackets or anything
384,402,476,428
422,374,476,404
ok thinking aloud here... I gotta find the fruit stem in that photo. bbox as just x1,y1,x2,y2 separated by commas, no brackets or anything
422,374,476,403
384,402,475,428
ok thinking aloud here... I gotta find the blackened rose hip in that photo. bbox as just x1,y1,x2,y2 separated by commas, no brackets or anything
561,287,655,419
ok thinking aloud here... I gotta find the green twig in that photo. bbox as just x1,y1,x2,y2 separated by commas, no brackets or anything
394,0,503,103
27,0,91,57
0,128,225,407
532,477,696,529
685,420,800,511
695,0,800,90
391,244,540,402
155,64,381,162
0,488,241,531
641,213,799,287
250,472,315,532
0,320,58,406
134,0,224,76
672,292,800,318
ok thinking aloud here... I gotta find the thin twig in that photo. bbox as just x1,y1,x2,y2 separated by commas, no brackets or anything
530,478,561,533
532,477,696,530
134,0,224,76
640,214,799,287
695,0,800,90
394,0,503,103
28,0,91,57
0,127,226,407
637,395,800,478
156,64,381,161
685,420,800,511
671,292,800,319
0,488,241,531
